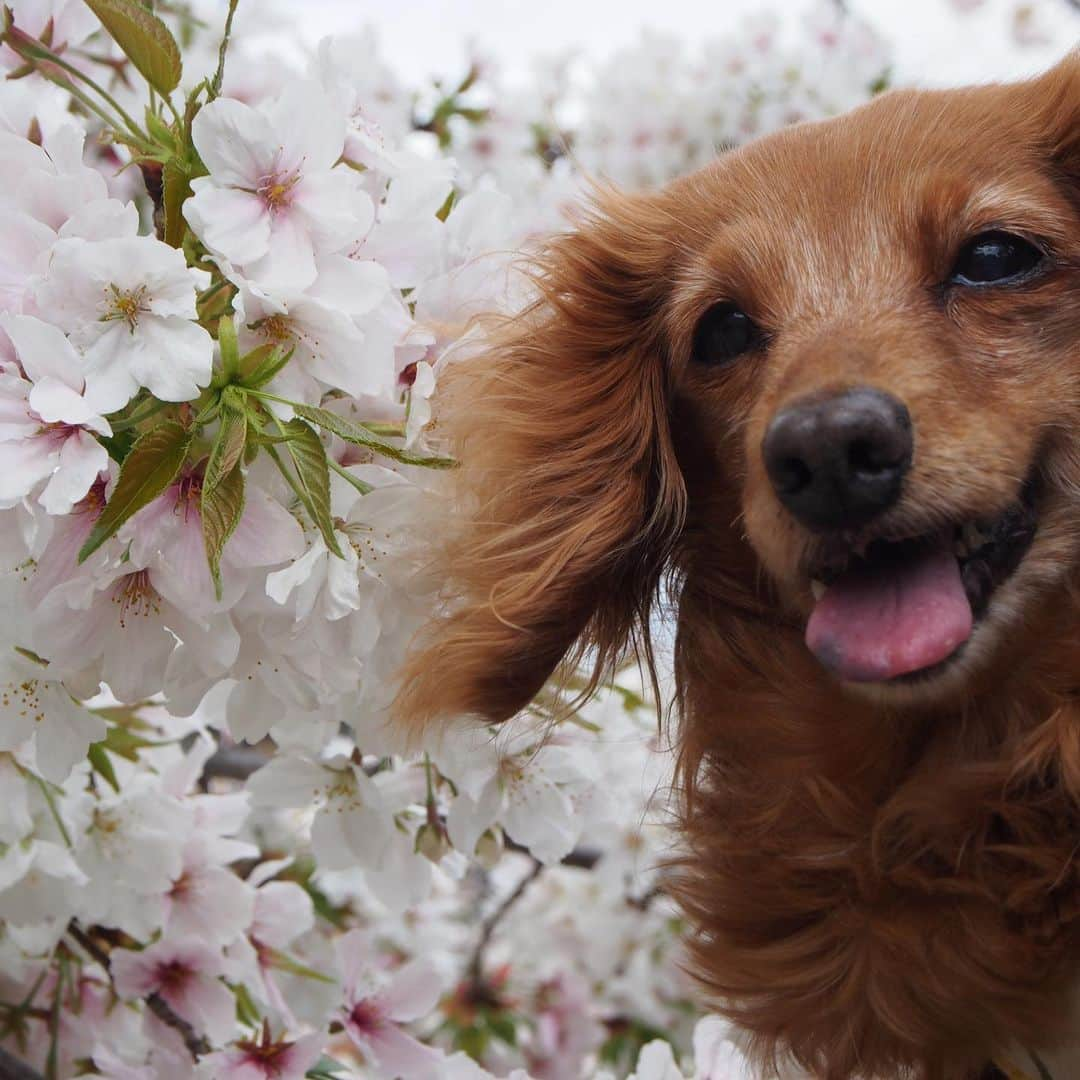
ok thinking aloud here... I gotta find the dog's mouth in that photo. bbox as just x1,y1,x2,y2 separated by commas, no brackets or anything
802,478,1039,685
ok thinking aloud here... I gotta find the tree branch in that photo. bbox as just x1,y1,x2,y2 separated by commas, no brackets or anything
66,923,211,1059
468,859,543,981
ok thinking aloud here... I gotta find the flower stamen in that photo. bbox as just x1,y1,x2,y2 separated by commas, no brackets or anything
102,284,151,331
257,166,302,212
111,570,162,627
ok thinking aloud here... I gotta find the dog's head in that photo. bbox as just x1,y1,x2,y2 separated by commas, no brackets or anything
395,55,1080,732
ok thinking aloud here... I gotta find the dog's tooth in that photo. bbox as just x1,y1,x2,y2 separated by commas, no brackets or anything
811,579,826,601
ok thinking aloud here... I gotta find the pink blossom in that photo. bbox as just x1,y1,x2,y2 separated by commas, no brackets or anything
198,1026,325,1080
337,929,445,1079
111,938,236,1045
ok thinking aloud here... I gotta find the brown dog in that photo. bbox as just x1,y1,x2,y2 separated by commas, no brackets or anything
394,55,1080,1079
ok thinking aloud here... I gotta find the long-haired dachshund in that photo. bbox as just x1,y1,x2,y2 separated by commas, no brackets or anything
394,56,1080,1079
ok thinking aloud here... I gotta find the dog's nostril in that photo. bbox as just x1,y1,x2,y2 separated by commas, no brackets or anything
775,456,812,494
848,437,890,475
762,387,912,532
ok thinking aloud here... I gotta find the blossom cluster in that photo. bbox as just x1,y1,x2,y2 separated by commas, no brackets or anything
0,1,1071,1078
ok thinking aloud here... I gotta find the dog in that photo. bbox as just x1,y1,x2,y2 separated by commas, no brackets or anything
393,54,1080,1079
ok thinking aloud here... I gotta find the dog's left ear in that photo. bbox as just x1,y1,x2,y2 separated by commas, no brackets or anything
1031,50,1080,186
392,187,686,736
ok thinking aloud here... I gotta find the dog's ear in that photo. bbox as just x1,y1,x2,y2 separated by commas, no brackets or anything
1032,50,1080,188
393,187,685,734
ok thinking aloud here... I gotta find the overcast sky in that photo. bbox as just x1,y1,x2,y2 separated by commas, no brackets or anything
209,0,1078,88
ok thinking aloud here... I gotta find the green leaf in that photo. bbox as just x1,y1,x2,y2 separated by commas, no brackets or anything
218,314,240,383
231,981,261,1028
86,742,120,793
201,462,245,600
78,421,193,562
328,457,373,497
96,428,138,465
84,0,182,96
98,724,166,762
306,1057,349,1080
280,419,344,558
144,107,177,152
240,343,295,389
263,947,336,984
487,1012,517,1046
290,403,456,471
204,403,247,494
161,157,191,249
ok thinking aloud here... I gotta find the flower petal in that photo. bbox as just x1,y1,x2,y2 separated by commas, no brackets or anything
38,430,108,515
191,97,276,188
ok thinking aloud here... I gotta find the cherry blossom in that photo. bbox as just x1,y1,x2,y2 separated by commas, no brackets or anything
186,80,361,295
127,465,305,616
337,928,446,1079
35,235,214,412
0,646,105,783
112,938,237,1045
197,1027,325,1080
0,314,110,514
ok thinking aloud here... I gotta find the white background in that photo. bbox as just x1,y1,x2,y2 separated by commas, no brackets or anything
203,0,1078,87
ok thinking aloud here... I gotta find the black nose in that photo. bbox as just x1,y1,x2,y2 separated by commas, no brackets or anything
762,387,912,532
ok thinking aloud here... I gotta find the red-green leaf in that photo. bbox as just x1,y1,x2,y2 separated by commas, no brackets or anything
78,421,192,562
84,0,182,96
161,157,191,248
204,403,247,494
280,419,343,558
291,403,456,471
201,463,245,600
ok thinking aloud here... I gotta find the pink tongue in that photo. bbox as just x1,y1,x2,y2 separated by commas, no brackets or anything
806,543,973,682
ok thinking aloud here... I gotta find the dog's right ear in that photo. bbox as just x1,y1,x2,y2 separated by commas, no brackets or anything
392,187,686,737
1031,49,1079,189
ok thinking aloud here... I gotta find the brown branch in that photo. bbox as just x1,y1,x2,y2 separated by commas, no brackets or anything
202,743,271,781
468,860,544,981
66,922,210,1059
504,837,602,869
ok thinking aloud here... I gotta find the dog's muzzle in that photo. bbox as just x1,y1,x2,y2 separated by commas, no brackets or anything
762,386,912,533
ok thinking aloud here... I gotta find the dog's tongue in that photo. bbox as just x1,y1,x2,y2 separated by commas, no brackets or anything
805,541,972,682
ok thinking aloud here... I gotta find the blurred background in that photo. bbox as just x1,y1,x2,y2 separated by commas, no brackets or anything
196,0,1077,86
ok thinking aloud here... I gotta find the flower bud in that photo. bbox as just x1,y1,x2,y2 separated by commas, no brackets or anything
474,828,504,869
415,822,451,863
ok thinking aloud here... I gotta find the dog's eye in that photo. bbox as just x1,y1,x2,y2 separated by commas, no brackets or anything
691,303,763,367
949,230,1045,287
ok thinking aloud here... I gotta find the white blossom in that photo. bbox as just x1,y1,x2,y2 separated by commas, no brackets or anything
35,236,213,412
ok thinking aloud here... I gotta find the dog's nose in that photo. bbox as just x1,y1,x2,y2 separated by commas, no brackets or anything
762,387,912,532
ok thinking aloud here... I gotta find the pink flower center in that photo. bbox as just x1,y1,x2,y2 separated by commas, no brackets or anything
174,472,203,522
76,476,108,517
111,570,162,627
257,166,302,213
257,314,294,344
155,959,194,994
34,420,81,445
103,283,151,331
168,870,193,900
237,1038,294,1073
348,998,386,1034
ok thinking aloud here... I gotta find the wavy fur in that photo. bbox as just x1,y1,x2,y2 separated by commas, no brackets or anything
394,56,1080,1079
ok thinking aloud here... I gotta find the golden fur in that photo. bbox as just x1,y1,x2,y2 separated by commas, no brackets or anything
394,57,1080,1079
